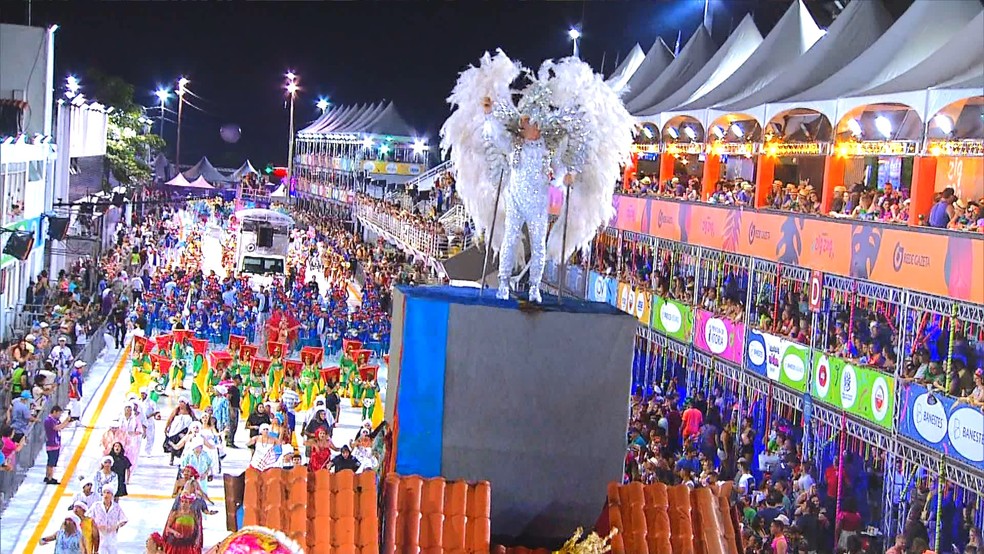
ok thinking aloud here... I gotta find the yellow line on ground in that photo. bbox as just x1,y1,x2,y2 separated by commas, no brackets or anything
23,343,132,554
59,491,225,501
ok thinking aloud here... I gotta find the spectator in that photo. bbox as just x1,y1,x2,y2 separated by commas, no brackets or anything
44,404,72,484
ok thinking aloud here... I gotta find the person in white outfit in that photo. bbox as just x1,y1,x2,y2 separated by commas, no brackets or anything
140,387,159,455
86,486,127,553
48,336,74,378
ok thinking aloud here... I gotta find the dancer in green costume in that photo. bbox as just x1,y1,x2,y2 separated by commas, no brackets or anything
339,355,357,398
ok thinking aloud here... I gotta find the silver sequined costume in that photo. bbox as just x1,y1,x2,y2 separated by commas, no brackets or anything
484,89,586,300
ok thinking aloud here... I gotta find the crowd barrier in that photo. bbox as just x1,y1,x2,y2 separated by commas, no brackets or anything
0,322,108,512
547,265,984,474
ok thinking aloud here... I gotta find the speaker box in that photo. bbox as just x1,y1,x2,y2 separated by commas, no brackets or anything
47,217,70,241
257,226,274,247
386,286,635,546
3,230,35,261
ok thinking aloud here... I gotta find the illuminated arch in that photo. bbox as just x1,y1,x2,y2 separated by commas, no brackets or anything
764,108,833,143
661,115,704,144
834,103,924,142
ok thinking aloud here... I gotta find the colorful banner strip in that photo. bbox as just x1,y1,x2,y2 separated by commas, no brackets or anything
811,352,895,429
609,195,984,304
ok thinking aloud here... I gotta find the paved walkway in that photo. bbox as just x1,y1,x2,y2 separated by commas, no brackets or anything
1,331,378,553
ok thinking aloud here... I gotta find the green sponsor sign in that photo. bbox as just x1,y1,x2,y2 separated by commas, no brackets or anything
811,352,895,429
650,296,693,342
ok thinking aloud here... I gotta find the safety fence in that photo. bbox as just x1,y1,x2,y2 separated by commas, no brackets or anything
0,322,108,513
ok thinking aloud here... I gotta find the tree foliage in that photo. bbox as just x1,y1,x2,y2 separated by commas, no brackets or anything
84,69,165,187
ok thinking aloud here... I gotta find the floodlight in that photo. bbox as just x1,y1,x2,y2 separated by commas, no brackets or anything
665,127,678,140
875,116,892,139
568,28,581,40
683,126,697,141
730,123,744,138
933,114,954,135
846,118,862,138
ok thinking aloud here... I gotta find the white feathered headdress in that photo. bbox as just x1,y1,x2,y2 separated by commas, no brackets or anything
440,51,635,264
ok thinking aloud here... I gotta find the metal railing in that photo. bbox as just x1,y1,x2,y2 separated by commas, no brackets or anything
0,322,108,513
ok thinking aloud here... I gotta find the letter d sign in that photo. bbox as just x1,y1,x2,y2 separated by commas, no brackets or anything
808,270,823,313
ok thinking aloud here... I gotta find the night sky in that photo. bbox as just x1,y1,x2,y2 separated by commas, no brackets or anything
3,0,912,170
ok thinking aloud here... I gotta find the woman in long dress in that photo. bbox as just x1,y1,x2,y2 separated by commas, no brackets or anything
85,487,128,554
198,415,224,476
100,420,127,456
162,494,203,554
164,396,196,466
107,442,131,498
120,402,143,470
92,457,118,499
246,423,280,471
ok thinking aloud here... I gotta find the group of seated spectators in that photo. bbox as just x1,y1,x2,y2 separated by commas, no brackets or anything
624,173,984,233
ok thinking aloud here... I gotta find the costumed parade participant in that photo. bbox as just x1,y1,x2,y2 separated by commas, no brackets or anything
298,347,324,412
441,50,634,301
265,341,287,402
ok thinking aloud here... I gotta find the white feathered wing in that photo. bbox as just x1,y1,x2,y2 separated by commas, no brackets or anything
439,50,522,263
543,57,636,263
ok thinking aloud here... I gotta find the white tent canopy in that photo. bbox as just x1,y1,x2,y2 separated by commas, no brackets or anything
187,176,214,190
182,156,232,183
229,160,260,181
627,26,718,116
270,184,288,198
679,0,825,111
637,15,763,118
165,173,191,188
780,0,982,107
841,11,984,119
719,0,894,113
606,44,645,94
619,39,674,105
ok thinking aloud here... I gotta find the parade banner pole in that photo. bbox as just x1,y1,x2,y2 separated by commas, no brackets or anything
479,169,505,298
558,182,573,303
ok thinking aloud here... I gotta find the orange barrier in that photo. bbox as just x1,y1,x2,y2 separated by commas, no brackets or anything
605,482,740,554
241,467,379,553
382,474,491,554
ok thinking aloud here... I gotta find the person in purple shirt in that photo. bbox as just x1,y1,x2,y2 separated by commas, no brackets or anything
44,405,72,484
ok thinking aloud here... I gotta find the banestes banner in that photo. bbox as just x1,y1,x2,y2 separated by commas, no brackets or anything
898,383,984,471
617,282,651,325
811,353,895,429
609,195,984,304
745,329,810,393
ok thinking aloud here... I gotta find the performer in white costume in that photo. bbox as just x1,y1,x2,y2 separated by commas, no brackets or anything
441,51,634,302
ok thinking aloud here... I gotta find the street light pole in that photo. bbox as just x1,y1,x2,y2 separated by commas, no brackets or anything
176,77,188,171
285,72,299,182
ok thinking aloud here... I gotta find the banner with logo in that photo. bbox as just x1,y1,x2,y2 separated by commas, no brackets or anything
692,310,745,365
650,296,693,343
898,383,984,471
360,160,425,176
587,271,618,304
616,282,651,324
608,195,984,303
745,329,810,393
811,353,895,429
